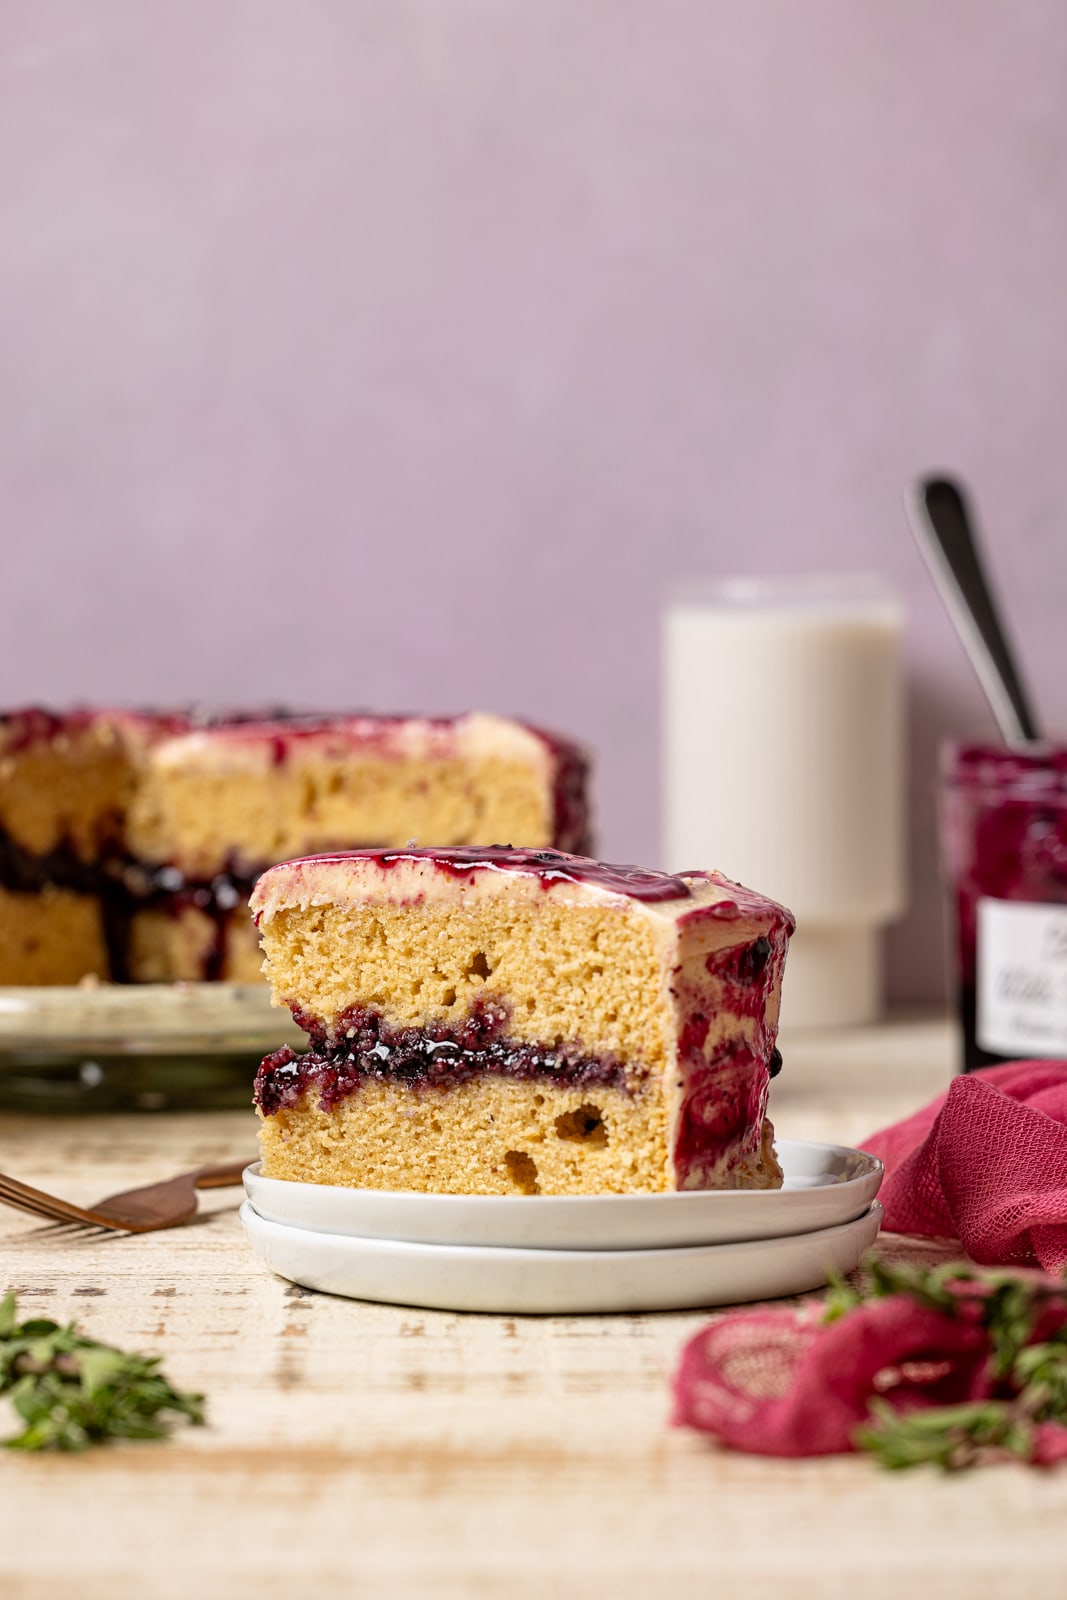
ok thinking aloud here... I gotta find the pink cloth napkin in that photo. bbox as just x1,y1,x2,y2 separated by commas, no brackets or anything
862,1060,1067,1273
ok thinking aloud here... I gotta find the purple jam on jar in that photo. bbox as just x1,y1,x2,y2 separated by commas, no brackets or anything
940,741,1067,1072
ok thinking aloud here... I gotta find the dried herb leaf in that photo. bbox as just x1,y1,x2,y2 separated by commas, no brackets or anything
0,1290,205,1452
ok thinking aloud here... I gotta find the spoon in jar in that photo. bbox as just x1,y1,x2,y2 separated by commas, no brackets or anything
906,475,1043,745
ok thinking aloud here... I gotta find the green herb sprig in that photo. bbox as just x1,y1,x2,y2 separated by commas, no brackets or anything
0,1291,205,1451
825,1258,1067,1471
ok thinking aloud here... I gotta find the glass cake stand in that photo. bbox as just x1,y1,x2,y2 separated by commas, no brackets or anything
0,982,304,1112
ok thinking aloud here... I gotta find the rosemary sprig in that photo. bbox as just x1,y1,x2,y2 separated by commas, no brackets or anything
0,1291,205,1451
824,1259,1067,1471
855,1398,1034,1471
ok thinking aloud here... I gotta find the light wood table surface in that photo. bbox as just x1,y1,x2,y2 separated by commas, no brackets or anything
2,1016,1065,1600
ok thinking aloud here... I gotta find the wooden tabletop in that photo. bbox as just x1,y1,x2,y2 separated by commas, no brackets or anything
2,1015,1066,1600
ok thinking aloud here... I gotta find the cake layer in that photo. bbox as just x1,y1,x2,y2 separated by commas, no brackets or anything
125,905,264,984
123,713,589,876
0,885,109,984
253,847,793,1194
257,1077,777,1197
0,711,590,984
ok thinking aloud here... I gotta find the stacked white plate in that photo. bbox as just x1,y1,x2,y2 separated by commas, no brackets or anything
241,1140,883,1314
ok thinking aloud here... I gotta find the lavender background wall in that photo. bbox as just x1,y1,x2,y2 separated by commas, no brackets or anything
3,1,1067,1001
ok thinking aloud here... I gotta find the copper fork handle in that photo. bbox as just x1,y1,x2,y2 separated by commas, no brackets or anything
193,1160,254,1191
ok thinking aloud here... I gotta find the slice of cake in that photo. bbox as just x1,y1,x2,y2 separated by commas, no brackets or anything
252,847,793,1195
0,710,590,985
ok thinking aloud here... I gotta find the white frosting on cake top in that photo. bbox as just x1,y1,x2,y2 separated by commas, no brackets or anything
251,846,794,935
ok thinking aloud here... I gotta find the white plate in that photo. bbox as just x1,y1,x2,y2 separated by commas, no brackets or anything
242,1139,882,1251
241,1198,883,1314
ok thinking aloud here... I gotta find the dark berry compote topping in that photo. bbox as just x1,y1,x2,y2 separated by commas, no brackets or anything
520,724,593,854
254,999,633,1115
289,846,694,903
672,1038,771,1180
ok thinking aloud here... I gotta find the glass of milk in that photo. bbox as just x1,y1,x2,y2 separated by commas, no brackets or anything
663,574,906,1028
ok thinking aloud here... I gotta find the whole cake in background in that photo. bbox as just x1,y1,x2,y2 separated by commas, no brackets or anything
0,710,590,985
252,846,793,1195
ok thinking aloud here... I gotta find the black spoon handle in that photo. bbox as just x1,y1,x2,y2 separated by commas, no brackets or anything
907,475,1041,745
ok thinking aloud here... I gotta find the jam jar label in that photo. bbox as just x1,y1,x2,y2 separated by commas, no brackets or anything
977,898,1067,1058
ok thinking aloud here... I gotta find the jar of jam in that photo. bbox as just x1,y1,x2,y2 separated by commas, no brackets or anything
940,742,1067,1072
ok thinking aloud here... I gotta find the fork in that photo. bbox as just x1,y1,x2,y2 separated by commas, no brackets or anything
0,1158,252,1233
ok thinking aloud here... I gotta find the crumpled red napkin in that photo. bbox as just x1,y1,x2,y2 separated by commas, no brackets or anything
672,1060,1067,1463
862,1060,1067,1273
672,1285,1067,1463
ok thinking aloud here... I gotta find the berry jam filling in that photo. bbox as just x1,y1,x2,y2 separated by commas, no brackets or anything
254,1000,636,1116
